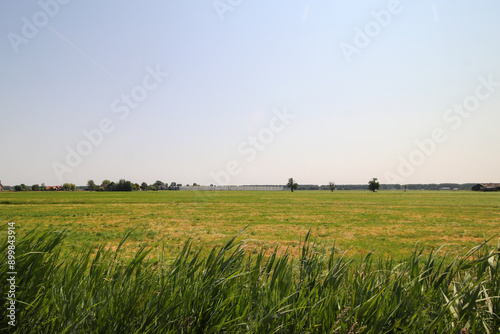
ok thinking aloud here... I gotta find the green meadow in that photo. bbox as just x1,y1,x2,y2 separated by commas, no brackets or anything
1,190,500,333
1,190,499,259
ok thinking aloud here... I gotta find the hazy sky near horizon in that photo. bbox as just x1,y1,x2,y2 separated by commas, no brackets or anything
1,0,499,186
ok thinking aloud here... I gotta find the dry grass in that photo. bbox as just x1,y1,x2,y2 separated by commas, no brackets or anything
1,190,499,259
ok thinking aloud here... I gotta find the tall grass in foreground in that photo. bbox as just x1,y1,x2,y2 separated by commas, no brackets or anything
1,228,499,333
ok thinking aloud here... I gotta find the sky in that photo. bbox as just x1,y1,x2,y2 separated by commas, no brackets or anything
1,0,499,186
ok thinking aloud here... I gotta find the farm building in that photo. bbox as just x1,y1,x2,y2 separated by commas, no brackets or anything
471,183,500,192
46,185,63,191
180,185,285,191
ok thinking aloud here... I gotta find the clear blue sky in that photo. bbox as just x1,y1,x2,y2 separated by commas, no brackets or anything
1,0,499,186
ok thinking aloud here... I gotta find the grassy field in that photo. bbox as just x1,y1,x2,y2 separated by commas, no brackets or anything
1,190,499,259
1,190,500,332
1,222,499,333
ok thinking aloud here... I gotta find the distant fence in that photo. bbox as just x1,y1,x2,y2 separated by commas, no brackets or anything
179,186,285,191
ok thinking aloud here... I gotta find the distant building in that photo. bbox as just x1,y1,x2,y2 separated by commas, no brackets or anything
179,185,285,191
46,185,63,191
471,183,500,192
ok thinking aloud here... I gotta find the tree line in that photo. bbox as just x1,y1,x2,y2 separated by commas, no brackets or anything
86,180,195,192
286,181,476,191
9,179,477,192
9,180,197,192
12,183,76,192
286,178,380,192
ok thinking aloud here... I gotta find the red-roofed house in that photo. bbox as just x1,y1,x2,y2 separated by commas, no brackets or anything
46,185,63,191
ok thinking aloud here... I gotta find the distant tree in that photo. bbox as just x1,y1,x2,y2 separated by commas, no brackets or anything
107,182,117,191
193,183,199,186
287,178,298,192
124,180,133,191
87,180,96,191
31,184,40,191
101,180,111,189
154,180,165,189
403,184,408,192
134,183,140,191
122,180,135,191
40,183,46,191
141,182,149,191
368,178,380,192
328,182,336,192
62,183,76,191
14,184,29,191
116,179,134,191
170,182,177,187
117,179,125,191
